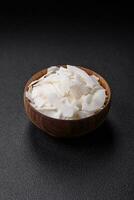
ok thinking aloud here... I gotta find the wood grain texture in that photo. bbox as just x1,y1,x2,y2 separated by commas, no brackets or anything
24,65,111,138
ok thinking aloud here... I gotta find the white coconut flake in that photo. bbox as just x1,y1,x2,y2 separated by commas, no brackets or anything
91,74,99,81
91,89,106,109
77,110,94,119
47,66,59,74
67,65,97,88
26,65,106,119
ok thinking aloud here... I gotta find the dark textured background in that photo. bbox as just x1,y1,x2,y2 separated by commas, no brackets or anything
0,6,134,200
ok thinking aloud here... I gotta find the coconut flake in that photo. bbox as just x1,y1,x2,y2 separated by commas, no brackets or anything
67,65,97,88
47,66,59,74
91,74,99,81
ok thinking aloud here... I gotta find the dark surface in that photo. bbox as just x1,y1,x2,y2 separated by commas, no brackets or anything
0,15,134,200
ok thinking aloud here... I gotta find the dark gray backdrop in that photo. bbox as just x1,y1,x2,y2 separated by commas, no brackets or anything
0,14,134,200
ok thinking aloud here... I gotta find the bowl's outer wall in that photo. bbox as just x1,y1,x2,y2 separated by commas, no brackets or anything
24,66,111,137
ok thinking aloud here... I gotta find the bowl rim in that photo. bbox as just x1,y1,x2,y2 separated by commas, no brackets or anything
24,64,111,122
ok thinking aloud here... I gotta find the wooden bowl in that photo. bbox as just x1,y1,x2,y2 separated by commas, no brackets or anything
24,65,111,138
